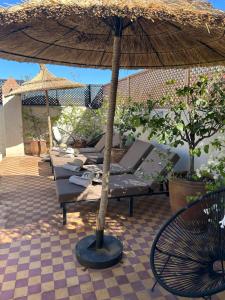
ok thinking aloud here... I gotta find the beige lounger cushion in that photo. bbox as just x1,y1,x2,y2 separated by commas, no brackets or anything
51,151,103,166
49,150,59,156
108,174,149,197
56,180,101,203
54,163,103,180
54,166,83,180
54,163,129,180
84,140,154,175
56,174,149,203
79,134,106,153
82,133,120,162
84,152,104,164
51,156,75,167
78,147,100,153
135,147,180,186
119,140,154,171
51,155,87,167
84,163,129,175
79,132,120,154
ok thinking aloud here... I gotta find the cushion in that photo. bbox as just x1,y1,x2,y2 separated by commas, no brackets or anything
51,156,75,168
56,174,149,203
54,166,83,180
69,175,91,187
134,146,179,186
108,174,149,197
95,163,130,175
56,179,101,203
51,155,87,168
79,147,99,153
120,140,154,171
84,152,104,164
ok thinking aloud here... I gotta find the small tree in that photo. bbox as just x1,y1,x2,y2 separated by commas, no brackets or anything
114,99,142,148
133,74,225,174
56,104,106,143
23,107,47,141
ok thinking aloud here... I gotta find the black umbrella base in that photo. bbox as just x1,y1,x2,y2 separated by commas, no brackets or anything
75,234,123,269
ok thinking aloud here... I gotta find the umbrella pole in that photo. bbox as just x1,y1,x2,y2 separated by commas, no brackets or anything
76,28,123,269
45,90,53,149
96,33,122,247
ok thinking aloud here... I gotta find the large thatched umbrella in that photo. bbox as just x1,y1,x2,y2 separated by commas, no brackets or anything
0,0,224,268
11,64,84,148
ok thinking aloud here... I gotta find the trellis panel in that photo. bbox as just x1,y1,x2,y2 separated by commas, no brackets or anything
22,85,103,108
103,66,225,108
1,67,224,107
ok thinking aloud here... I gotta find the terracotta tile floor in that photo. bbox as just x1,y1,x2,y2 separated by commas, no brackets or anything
0,157,224,300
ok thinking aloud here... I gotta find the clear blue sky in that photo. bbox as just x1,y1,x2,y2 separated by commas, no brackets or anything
0,0,224,84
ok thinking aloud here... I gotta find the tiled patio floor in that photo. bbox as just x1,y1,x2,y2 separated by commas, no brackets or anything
0,157,224,300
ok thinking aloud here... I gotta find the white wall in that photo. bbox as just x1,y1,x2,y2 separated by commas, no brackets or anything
0,105,6,157
0,97,220,166
3,94,24,157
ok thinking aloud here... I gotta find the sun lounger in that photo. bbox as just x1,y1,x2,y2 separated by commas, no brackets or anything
82,132,120,164
50,155,87,174
50,132,120,170
54,140,154,180
55,145,180,224
78,134,105,153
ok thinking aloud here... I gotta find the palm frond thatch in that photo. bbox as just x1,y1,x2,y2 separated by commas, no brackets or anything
0,0,224,68
10,64,84,95
1,0,224,27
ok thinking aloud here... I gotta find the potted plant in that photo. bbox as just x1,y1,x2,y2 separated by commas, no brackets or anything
23,107,47,156
132,74,225,212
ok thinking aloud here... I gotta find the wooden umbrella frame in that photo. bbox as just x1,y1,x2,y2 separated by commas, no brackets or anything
97,22,122,242
75,17,126,268
45,89,53,149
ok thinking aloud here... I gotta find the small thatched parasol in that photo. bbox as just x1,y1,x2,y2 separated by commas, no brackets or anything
0,0,224,268
11,64,84,148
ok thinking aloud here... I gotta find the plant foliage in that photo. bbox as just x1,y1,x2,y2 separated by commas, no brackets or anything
133,74,225,174
56,104,107,143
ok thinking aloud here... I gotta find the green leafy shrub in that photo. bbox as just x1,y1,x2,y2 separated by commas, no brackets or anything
114,99,142,147
23,107,48,141
133,74,225,174
55,104,107,143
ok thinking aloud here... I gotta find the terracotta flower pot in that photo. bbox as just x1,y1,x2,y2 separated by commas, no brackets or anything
169,178,207,228
169,178,206,213
73,140,87,148
111,148,127,163
29,140,47,156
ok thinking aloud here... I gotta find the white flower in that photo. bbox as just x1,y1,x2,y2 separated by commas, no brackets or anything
204,208,210,215
213,173,219,180
212,204,219,212
196,169,201,178
208,159,214,166
219,215,225,228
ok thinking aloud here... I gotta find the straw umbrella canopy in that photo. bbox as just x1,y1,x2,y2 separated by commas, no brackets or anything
0,0,224,268
0,1,224,68
11,64,84,148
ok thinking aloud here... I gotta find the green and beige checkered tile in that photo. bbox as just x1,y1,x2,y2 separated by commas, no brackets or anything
0,157,223,300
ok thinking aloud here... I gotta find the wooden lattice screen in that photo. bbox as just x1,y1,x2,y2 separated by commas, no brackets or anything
103,66,225,107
